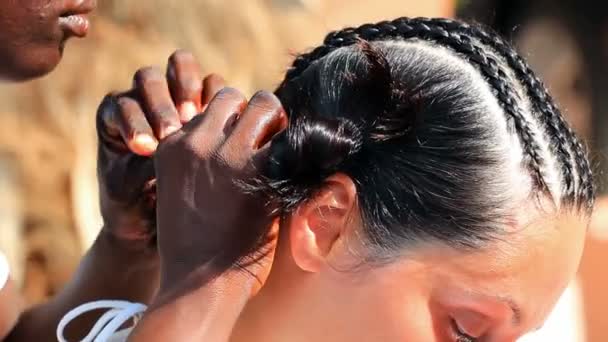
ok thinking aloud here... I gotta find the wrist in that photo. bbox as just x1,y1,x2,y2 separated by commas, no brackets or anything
96,229,159,271
131,267,254,342
157,260,255,303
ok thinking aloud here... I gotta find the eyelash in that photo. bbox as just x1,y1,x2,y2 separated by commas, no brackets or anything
452,320,478,342
457,335,476,342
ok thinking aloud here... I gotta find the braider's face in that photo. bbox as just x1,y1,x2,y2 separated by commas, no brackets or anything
240,200,587,342
0,0,95,81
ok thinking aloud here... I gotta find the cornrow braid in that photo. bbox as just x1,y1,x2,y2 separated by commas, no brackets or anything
284,17,549,193
424,17,595,211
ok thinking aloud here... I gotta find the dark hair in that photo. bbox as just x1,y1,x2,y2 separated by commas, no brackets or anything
251,17,595,256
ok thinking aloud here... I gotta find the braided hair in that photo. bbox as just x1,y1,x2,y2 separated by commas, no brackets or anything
250,17,595,254
428,18,595,211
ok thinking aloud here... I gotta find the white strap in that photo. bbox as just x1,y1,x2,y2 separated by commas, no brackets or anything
57,300,147,342
0,251,10,290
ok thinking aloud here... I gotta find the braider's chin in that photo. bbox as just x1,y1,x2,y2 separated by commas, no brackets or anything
0,47,63,82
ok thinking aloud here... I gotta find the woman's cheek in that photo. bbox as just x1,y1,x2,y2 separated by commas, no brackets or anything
376,294,438,341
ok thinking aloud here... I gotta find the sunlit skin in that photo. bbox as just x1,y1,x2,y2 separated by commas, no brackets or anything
121,59,590,341
0,0,592,338
231,175,588,342
0,0,96,81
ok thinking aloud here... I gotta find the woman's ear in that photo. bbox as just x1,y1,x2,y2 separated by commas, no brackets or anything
288,173,358,272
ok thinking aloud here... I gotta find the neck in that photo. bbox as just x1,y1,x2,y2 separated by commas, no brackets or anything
230,287,284,342
230,250,315,342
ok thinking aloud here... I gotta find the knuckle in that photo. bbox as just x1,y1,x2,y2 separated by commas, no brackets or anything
157,133,201,160
115,96,135,110
169,49,195,65
114,97,142,126
246,100,278,114
212,87,247,103
154,107,180,124
96,93,123,132
218,141,248,169
134,66,163,82
102,91,121,102
180,77,202,95
97,92,120,113
204,73,223,84
97,93,116,117
248,91,282,113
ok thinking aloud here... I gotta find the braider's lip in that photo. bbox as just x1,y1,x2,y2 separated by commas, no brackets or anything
58,0,97,38
60,0,97,16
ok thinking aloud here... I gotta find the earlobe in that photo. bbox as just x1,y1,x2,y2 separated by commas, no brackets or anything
288,173,358,273
290,212,324,272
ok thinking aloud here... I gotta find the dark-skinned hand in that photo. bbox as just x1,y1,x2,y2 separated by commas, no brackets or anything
154,88,287,294
96,50,225,252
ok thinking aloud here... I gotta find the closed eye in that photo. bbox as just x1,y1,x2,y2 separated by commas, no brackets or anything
451,319,478,342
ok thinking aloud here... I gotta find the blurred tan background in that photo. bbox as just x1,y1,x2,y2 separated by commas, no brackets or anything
0,0,606,340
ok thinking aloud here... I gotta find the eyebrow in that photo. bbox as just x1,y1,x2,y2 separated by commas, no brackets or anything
463,290,524,326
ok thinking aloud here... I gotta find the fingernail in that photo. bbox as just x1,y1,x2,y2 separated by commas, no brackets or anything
179,102,197,122
134,134,158,153
165,125,180,136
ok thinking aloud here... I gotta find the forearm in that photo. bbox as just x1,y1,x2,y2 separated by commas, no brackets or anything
0,280,24,340
129,266,255,342
6,230,159,342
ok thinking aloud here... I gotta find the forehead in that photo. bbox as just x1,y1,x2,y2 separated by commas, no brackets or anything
427,210,587,327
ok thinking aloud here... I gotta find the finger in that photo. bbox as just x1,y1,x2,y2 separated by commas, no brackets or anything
134,66,182,139
183,87,248,152
127,157,156,193
221,91,287,166
201,74,226,111
115,96,158,156
97,93,123,142
167,50,203,123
